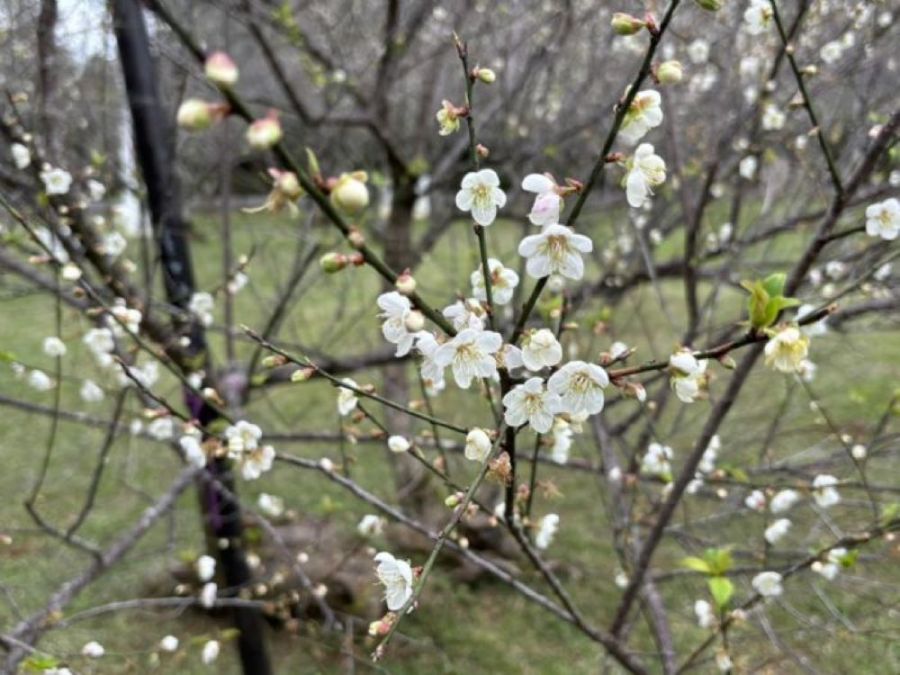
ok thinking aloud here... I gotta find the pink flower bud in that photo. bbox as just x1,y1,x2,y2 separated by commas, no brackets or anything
246,110,283,150
204,51,239,87
395,270,417,295
319,252,348,273
611,13,646,35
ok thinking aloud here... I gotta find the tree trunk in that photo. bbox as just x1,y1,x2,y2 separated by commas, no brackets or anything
111,3,272,673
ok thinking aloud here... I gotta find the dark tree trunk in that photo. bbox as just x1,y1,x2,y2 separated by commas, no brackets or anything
111,3,272,673
36,0,59,158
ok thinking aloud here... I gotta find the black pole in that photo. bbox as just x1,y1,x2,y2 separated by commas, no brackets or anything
111,3,272,673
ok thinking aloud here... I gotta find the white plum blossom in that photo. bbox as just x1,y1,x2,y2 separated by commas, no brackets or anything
521,329,563,371
739,155,758,180
534,513,559,550
812,474,841,508
770,488,800,514
715,652,733,672
470,258,519,305
694,599,716,629
196,554,216,582
743,0,773,34
11,143,30,169
624,143,666,208
762,105,786,131
160,635,180,652
377,292,417,356
83,327,115,366
455,168,507,226
199,582,217,608
518,223,593,280
240,444,275,480
820,40,844,64
522,173,562,225
619,90,663,144
201,640,220,664
27,369,53,391
851,444,867,461
745,490,767,512
434,328,502,389
502,377,562,433
464,427,493,462
414,333,446,393
812,547,847,581
669,348,707,403
117,360,159,390
609,341,629,360
374,551,414,611
109,301,142,334
337,379,360,416
641,442,673,478
224,420,262,457
865,198,900,240
179,435,207,468
765,326,809,373
42,336,66,358
80,379,104,403
40,167,73,195
188,292,215,327
798,304,828,337
81,641,105,658
358,514,386,537
147,417,175,441
102,231,127,258
387,435,411,453
687,39,709,65
752,571,783,597
258,492,285,517
547,360,610,416
550,418,573,464
442,298,486,331
87,179,106,202
764,518,792,545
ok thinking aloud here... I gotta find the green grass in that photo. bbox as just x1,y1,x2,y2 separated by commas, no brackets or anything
1,206,898,674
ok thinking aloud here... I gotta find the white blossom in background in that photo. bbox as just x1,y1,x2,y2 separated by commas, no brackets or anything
614,570,629,588
109,301,142,334
812,547,847,580
619,90,663,144
188,292,215,327
42,336,66,358
518,224,593,280
146,417,174,441
117,360,159,390
26,369,53,391
201,640,220,665
40,167,73,195
851,444,867,461
641,442,673,478
464,427,492,462
812,474,841,508
743,0,773,34
770,488,800,514
752,571,783,597
502,377,562,433
224,420,262,457
547,360,609,416
715,652,733,672
819,40,844,64
764,326,809,373
669,348,707,403
258,492,285,517
694,599,716,628
240,444,275,480
609,341,629,360
550,418,573,464
179,435,207,468
79,379,104,403
81,641,105,658
470,258,519,305
34,226,69,263
374,551,414,611
686,39,709,65
521,329,563,371
761,105,786,131
745,489,767,512
87,179,106,202
377,292,417,356
455,168,507,226
83,327,115,366
534,513,559,550
11,143,30,169
337,378,359,416
865,197,900,240
196,554,216,582
434,328,502,388
739,155,758,180
798,304,828,336
358,514,386,537
442,298,486,331
102,231,127,258
199,582,217,608
764,518,792,544
160,635,179,652
387,435,411,453
521,173,562,225
624,143,667,208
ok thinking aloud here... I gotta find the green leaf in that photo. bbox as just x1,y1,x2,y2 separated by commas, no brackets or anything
680,556,712,574
0,350,16,363
839,549,860,568
741,280,771,328
23,655,60,672
708,577,734,609
704,547,734,575
761,273,787,298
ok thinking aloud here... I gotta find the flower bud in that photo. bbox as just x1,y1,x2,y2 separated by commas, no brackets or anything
404,310,425,332
177,99,214,131
290,366,315,382
261,354,287,368
444,493,463,508
330,171,369,215
319,252,348,273
347,227,366,249
476,143,490,159
694,0,723,10
476,67,496,84
611,12,646,35
246,110,283,150
273,170,303,200
395,270,417,295
656,60,684,85
204,51,239,87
